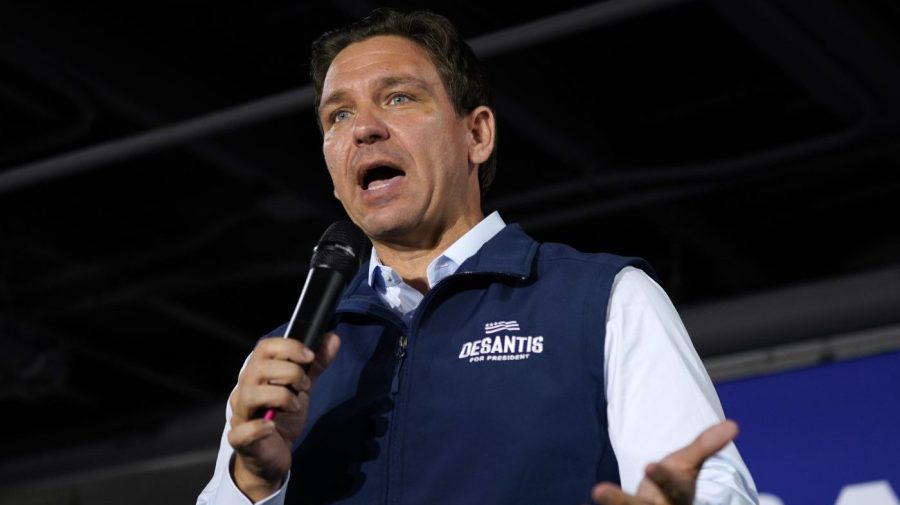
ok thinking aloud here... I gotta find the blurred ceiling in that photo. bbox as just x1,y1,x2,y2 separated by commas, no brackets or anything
2,0,900,491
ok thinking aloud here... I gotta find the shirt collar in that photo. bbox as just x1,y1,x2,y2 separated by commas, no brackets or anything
367,211,506,290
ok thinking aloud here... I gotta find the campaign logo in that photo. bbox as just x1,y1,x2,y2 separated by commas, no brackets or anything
458,320,543,363
484,320,520,334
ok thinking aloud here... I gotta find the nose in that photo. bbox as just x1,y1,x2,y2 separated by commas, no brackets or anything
353,106,389,146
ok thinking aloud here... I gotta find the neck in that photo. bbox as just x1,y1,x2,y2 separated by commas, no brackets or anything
372,212,483,294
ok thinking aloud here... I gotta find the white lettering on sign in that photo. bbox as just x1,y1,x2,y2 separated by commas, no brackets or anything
759,494,784,505
835,481,900,505
760,480,899,505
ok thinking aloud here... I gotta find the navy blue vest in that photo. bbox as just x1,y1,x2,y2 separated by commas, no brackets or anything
279,224,652,504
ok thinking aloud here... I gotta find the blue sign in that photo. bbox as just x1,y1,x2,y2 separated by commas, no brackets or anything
715,350,900,504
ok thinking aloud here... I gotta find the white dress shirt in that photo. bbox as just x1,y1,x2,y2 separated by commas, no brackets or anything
198,211,758,505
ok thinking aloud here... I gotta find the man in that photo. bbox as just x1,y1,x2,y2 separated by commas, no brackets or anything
199,8,757,505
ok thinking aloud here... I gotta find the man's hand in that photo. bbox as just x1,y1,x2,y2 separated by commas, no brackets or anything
592,420,739,505
226,332,341,502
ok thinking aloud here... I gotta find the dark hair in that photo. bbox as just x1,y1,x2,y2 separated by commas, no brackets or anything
310,8,497,197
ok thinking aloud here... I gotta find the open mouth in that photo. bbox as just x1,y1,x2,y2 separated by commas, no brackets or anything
361,165,405,190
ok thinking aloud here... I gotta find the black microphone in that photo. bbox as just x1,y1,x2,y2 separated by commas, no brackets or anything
284,220,368,353
264,221,366,420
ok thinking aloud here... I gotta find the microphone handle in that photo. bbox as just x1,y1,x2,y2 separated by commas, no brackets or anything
284,266,348,353
263,266,347,421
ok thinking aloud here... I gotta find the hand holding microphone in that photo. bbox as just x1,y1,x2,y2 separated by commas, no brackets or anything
227,221,366,500
265,220,367,419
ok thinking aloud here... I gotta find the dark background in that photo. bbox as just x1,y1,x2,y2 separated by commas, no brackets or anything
1,0,899,501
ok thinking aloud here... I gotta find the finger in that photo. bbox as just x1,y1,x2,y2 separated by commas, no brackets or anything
231,383,305,420
257,359,311,392
252,337,315,366
645,463,693,505
227,418,277,451
591,483,642,505
320,332,341,364
667,420,738,467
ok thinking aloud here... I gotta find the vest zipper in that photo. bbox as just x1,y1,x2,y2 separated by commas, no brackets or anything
385,331,409,505
383,271,524,505
390,334,407,395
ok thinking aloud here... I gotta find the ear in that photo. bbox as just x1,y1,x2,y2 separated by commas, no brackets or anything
467,106,495,166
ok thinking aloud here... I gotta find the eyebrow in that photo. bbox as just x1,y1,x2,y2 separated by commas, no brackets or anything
378,74,431,93
320,74,433,113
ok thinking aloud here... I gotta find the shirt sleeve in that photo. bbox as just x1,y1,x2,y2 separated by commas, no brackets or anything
196,364,290,505
604,267,758,504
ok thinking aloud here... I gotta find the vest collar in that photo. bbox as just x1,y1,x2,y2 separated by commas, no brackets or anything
454,223,537,279
340,223,538,308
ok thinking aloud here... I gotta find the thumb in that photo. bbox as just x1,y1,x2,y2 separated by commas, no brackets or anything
308,332,341,382
667,420,739,467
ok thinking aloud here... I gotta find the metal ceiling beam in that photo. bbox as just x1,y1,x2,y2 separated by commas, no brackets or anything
708,0,869,123
19,321,217,402
491,91,601,175
466,0,689,58
0,0,687,194
83,77,301,190
682,265,900,357
0,87,314,193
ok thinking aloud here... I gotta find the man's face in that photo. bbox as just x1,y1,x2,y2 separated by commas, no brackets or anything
319,35,486,245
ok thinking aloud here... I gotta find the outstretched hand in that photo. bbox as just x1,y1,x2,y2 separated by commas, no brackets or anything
592,420,739,505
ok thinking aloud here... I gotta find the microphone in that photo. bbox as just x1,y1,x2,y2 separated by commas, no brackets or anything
283,220,367,350
264,220,367,420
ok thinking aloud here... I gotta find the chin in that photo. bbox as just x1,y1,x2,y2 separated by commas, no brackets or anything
355,212,419,241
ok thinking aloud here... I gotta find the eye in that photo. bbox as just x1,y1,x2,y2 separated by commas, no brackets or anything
332,109,352,123
389,94,410,105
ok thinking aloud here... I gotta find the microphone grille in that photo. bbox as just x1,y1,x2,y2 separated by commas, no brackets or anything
310,220,368,277
320,220,367,254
